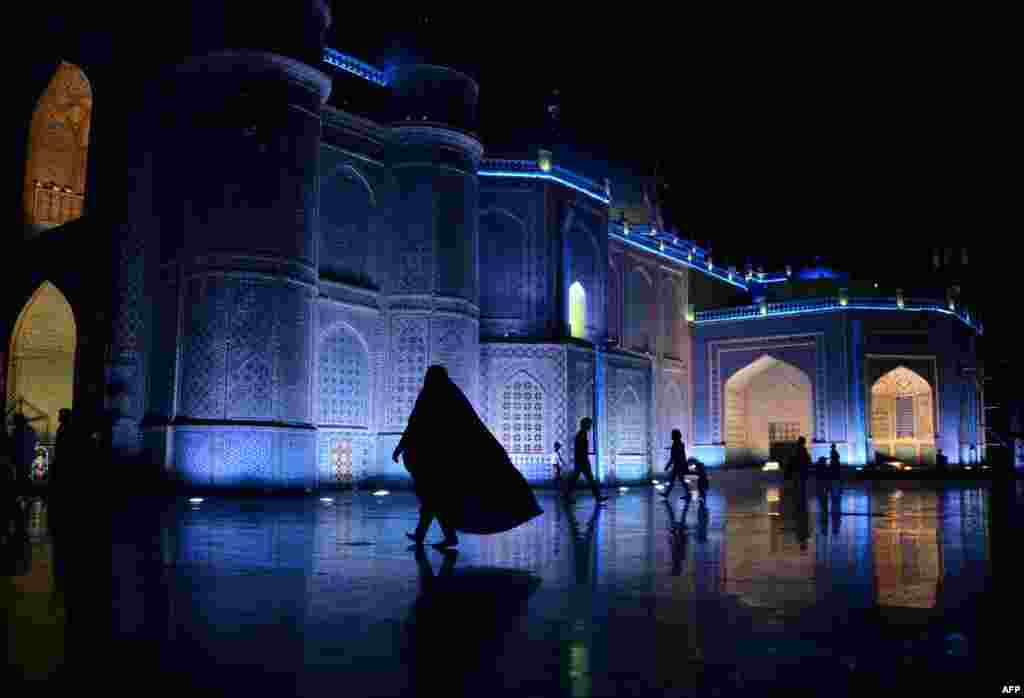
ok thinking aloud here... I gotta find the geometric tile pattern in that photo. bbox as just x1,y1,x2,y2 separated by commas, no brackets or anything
318,324,369,427
389,316,429,428
481,344,566,483
500,372,546,456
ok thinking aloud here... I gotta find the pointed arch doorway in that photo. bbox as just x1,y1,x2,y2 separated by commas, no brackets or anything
870,366,936,464
5,282,77,479
724,356,813,465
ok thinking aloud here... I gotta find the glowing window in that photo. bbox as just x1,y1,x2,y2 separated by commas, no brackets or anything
569,282,586,339
895,396,915,438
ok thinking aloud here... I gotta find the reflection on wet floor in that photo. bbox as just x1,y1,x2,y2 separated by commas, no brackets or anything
2,473,1018,694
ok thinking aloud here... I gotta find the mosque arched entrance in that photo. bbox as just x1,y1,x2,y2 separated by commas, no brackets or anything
5,282,77,481
724,356,813,465
870,366,935,465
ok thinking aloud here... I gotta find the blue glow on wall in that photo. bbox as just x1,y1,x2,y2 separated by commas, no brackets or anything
609,230,749,290
478,170,611,205
695,298,982,334
322,48,389,86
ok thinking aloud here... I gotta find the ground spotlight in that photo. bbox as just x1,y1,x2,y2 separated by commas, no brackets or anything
189,497,204,504
372,490,390,496
619,486,629,492
762,461,780,471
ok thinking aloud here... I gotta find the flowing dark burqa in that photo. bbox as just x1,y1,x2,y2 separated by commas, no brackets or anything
398,365,543,534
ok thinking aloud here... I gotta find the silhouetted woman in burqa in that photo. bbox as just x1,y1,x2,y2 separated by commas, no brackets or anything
393,365,543,548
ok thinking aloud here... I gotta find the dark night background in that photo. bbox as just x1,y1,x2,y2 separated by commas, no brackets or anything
328,9,1010,282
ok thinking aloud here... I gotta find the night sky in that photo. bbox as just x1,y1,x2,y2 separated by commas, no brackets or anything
328,9,1006,280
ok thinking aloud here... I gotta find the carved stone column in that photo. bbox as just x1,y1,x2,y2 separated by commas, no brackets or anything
168,51,330,488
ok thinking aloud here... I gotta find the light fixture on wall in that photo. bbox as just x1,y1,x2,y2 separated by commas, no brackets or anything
538,149,552,173
896,288,905,308
623,222,630,236
839,288,849,307
759,299,767,316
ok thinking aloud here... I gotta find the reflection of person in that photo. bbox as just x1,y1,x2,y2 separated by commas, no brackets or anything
406,546,541,695
661,429,690,499
564,418,607,502
561,498,599,697
393,365,543,549
663,498,690,576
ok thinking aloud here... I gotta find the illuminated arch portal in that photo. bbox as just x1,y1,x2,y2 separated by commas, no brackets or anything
24,61,92,233
870,366,935,464
569,282,586,339
724,356,812,465
6,282,76,443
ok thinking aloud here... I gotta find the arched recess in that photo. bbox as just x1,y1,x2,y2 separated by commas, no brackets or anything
658,379,686,457
662,277,684,359
569,281,586,339
6,282,77,446
724,356,812,465
499,371,547,474
24,61,92,233
615,386,647,456
870,366,935,464
479,208,525,319
607,258,621,344
317,323,370,427
320,165,376,287
625,267,654,353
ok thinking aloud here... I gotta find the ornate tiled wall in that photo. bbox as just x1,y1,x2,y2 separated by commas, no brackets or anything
604,354,653,483
480,344,566,483
315,294,384,485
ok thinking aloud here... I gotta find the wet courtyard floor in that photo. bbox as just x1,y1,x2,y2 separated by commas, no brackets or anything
4,472,1021,695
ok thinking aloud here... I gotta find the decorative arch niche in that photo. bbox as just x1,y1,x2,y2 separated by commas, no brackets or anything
24,61,92,233
870,366,935,464
6,282,77,442
317,323,370,428
724,355,813,465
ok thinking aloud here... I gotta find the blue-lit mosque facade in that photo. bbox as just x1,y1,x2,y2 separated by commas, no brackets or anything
6,16,984,490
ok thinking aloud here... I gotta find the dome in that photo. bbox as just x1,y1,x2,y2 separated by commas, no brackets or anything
795,258,848,281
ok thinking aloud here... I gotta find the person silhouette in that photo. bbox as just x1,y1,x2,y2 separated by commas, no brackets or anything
694,458,710,502
564,418,608,502
552,441,566,489
660,429,690,500
393,365,543,549
829,443,841,478
793,436,812,483
52,408,73,490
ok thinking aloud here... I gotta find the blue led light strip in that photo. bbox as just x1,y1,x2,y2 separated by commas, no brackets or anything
478,170,611,205
694,301,982,334
323,48,389,86
609,232,749,290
